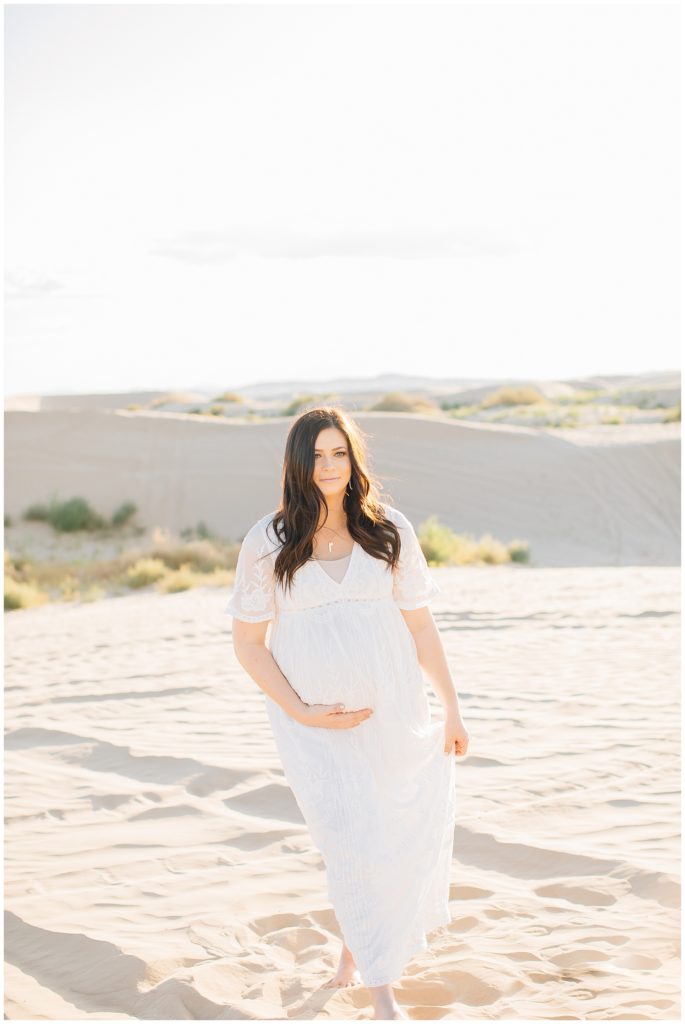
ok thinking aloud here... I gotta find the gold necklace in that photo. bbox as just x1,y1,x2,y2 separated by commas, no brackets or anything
316,523,349,554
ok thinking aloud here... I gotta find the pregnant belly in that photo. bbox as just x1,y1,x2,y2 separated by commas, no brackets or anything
270,600,428,722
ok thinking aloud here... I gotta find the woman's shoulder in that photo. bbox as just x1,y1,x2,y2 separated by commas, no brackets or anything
380,503,411,528
247,509,283,553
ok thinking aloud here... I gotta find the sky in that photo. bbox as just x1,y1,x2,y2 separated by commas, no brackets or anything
4,1,681,397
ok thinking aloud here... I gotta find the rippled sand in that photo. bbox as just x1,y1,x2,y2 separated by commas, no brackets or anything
4,565,680,1019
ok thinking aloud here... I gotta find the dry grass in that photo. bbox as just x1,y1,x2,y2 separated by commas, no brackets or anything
5,512,530,611
369,392,441,414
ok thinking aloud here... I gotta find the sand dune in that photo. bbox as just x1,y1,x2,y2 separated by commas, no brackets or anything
4,565,680,1019
4,410,680,566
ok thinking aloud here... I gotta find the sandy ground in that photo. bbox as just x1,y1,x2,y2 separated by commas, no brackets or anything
4,564,680,1020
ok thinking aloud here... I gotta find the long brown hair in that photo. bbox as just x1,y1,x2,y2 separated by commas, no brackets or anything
265,407,402,594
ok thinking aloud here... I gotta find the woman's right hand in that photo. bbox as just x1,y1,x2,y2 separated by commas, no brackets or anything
295,702,374,729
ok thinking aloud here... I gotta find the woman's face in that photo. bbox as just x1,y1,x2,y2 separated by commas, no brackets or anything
312,426,352,502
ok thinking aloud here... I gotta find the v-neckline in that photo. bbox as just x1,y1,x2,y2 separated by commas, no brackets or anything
311,541,358,587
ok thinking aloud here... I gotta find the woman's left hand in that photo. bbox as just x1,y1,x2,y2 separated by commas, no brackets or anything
443,710,469,757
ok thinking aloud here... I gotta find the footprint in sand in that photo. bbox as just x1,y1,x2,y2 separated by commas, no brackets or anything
550,949,612,967
250,912,304,936
408,971,503,1007
263,925,328,955
447,915,479,933
535,882,620,906
449,883,494,901
409,1006,452,1020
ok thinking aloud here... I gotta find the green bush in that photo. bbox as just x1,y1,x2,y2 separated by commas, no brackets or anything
417,516,461,564
49,497,107,531
180,521,216,542
416,515,531,566
111,501,137,527
24,502,50,522
507,539,530,563
23,496,108,531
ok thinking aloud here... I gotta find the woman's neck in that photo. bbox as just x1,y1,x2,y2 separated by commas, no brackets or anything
317,503,348,532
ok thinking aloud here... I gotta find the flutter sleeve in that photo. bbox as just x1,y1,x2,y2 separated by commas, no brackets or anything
225,518,277,623
387,506,442,610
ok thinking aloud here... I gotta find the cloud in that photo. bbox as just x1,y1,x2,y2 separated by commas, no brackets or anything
5,269,105,302
5,269,65,300
150,226,523,264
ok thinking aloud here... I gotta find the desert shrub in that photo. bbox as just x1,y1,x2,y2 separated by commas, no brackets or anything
283,394,321,416
157,564,195,593
417,516,461,564
213,392,243,403
448,534,482,564
664,403,681,422
125,557,168,588
447,404,481,419
156,564,234,594
473,534,510,564
150,391,196,408
507,539,530,563
4,514,12,528
5,576,49,611
416,516,531,567
481,386,544,408
127,403,141,411
180,521,217,542
24,502,51,522
111,501,137,527
49,497,107,532
209,405,225,416
370,392,439,414
147,537,234,572
23,496,108,532
557,389,602,405
600,413,624,425
59,574,81,601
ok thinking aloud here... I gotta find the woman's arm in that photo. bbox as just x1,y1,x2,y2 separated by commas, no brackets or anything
401,606,470,755
232,619,309,720
400,606,463,718
231,620,374,731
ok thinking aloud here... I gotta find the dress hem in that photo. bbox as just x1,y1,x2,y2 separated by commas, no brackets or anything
357,910,452,988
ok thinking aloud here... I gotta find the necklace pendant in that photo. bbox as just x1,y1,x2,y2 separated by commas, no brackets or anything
328,541,333,553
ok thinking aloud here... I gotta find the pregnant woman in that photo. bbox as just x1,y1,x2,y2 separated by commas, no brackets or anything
226,406,469,1020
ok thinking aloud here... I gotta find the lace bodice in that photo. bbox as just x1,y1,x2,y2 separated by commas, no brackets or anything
225,504,441,622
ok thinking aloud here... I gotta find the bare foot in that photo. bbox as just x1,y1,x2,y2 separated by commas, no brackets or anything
372,1005,408,1020
322,944,362,988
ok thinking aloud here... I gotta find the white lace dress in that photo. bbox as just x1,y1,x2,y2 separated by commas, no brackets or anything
225,503,456,987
